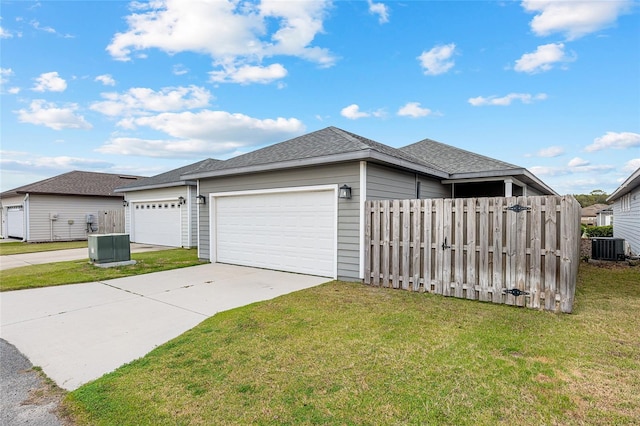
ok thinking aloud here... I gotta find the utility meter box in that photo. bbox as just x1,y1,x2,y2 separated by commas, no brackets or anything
88,233,131,264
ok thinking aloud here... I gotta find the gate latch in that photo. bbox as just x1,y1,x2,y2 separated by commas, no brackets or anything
441,237,451,250
503,288,530,297
506,204,531,213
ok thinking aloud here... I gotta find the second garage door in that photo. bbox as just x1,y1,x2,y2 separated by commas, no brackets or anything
132,201,181,247
213,188,336,278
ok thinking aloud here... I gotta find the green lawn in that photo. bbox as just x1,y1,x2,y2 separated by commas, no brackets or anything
0,240,88,255
0,249,205,292
64,263,640,425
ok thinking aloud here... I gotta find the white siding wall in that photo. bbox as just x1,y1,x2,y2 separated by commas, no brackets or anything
198,163,360,280
612,186,640,255
124,187,195,248
28,195,123,242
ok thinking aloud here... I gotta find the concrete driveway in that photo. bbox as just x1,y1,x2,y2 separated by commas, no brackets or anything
0,263,328,390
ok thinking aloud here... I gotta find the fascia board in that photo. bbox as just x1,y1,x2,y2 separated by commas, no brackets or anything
114,180,196,193
607,168,640,201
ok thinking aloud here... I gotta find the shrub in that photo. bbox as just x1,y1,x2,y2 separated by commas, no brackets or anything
585,225,613,238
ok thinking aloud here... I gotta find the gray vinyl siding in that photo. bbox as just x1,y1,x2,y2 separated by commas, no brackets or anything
123,187,194,247
612,185,640,255
526,186,544,196
27,195,123,242
188,186,198,247
417,176,451,198
367,163,449,200
198,162,361,280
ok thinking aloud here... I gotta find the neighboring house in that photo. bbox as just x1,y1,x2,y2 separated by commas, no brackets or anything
0,171,142,242
114,159,218,248
182,126,557,281
580,203,609,226
606,167,640,256
596,207,613,226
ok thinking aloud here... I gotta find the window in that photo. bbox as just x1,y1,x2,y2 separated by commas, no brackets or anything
416,181,421,199
621,194,631,212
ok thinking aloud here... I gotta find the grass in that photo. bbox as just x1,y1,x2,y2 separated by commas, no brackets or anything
0,249,205,292
64,263,640,425
0,240,88,255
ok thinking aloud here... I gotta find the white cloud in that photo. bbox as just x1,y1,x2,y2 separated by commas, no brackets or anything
106,0,335,83
32,71,67,92
130,110,303,140
16,100,92,130
514,43,574,73
1,67,14,85
95,74,116,86
536,146,565,158
623,158,640,173
418,43,456,76
209,63,287,84
173,64,189,75
90,85,212,117
568,157,589,167
30,19,55,34
468,92,547,106
368,0,390,24
522,0,633,40
397,102,432,118
1,26,14,38
585,131,640,152
8,87,21,94
97,111,305,158
0,155,113,172
341,104,370,120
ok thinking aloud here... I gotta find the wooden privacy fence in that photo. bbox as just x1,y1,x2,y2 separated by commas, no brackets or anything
97,210,125,234
364,196,581,313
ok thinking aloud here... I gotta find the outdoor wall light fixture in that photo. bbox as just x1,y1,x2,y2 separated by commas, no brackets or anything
196,194,206,205
178,196,185,205
122,200,129,207
338,185,352,200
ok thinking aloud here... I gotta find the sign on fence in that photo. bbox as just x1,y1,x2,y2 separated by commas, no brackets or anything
364,196,581,313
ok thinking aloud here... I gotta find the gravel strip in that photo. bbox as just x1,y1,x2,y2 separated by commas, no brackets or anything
0,338,65,426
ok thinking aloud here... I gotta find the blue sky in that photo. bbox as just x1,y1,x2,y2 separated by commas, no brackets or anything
1,0,639,195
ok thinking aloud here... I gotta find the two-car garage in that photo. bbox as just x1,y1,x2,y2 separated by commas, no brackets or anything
210,187,337,278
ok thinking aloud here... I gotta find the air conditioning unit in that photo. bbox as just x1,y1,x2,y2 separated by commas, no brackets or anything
88,233,131,264
591,238,626,261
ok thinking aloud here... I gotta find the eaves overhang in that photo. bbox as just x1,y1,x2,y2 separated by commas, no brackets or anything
606,168,640,202
444,168,559,196
181,150,449,181
114,180,196,193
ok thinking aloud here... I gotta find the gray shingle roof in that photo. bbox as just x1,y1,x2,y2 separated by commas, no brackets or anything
0,171,144,198
183,126,446,177
116,159,217,192
400,138,521,175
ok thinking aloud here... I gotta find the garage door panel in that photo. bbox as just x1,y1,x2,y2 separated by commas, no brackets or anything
132,202,181,247
214,190,335,277
7,207,24,239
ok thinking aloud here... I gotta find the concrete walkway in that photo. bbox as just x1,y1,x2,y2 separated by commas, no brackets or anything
0,243,169,270
0,263,328,390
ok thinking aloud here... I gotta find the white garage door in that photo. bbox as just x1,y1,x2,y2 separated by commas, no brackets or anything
7,206,24,239
132,201,181,247
213,188,336,277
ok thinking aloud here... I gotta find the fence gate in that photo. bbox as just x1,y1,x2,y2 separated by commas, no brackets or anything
97,210,125,234
364,196,581,313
